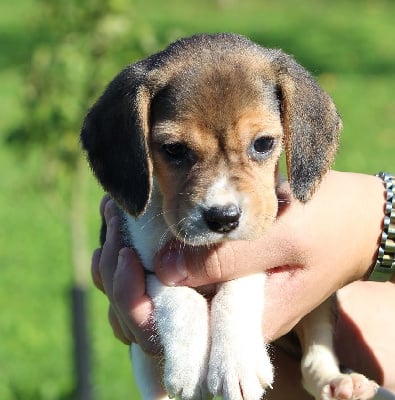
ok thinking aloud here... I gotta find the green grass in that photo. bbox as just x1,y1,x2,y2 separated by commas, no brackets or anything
1,0,395,399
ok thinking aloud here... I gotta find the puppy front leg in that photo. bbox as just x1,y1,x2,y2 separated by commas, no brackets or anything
208,273,273,400
298,297,379,400
131,344,168,400
147,275,212,400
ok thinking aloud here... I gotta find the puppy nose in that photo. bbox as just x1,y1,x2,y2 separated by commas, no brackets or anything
203,204,241,233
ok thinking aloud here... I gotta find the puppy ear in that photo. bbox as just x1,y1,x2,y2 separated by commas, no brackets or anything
273,52,342,202
81,66,152,216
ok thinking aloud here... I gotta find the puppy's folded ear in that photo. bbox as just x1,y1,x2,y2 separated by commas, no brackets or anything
81,66,152,216
273,52,342,202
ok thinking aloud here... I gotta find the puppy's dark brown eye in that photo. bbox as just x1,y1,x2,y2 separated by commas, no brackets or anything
161,142,191,164
253,136,275,154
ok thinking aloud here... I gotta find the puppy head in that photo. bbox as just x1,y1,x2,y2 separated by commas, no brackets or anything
148,62,284,243
81,33,341,243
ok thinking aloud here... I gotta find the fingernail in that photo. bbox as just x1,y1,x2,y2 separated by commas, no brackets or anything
105,216,118,242
100,194,111,217
104,200,116,223
117,248,128,271
160,250,188,285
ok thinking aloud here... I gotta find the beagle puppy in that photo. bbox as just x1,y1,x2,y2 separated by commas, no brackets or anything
81,33,379,400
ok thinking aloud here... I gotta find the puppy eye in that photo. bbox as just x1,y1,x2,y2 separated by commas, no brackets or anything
161,142,190,163
253,136,275,154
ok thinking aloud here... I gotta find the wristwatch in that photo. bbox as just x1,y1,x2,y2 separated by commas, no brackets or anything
368,172,395,282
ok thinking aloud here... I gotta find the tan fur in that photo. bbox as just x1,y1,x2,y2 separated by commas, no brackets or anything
151,97,283,241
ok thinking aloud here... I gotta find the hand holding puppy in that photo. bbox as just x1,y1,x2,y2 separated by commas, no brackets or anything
92,170,395,395
155,171,385,338
92,171,385,344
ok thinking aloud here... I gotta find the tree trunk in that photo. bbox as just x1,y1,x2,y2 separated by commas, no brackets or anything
70,156,93,400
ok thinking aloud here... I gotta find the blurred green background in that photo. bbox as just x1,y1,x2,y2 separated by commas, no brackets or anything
1,0,394,399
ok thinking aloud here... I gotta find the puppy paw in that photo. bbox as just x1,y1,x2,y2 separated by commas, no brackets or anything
164,367,209,400
207,342,273,400
319,373,379,400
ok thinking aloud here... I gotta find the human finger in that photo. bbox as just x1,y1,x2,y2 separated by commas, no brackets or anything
92,194,114,293
113,248,160,355
154,227,302,288
91,247,105,292
99,200,122,299
108,304,135,345
100,193,112,217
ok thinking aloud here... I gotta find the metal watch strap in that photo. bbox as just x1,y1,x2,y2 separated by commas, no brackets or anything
368,172,395,281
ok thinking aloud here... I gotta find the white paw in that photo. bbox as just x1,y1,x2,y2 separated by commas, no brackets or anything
164,362,209,400
318,373,379,400
207,341,273,400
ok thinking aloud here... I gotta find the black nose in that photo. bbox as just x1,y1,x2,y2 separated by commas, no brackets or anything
203,204,241,233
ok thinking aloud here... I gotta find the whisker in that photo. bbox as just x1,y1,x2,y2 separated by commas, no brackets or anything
139,209,170,232
157,217,187,250
158,230,171,250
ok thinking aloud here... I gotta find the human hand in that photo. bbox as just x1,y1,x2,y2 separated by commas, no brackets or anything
91,171,394,392
152,171,385,339
263,281,395,397
334,280,395,391
91,195,159,354
92,171,385,342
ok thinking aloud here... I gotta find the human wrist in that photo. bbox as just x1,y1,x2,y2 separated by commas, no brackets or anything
319,171,385,283
350,173,387,281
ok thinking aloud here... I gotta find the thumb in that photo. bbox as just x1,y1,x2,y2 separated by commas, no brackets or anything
154,231,297,287
154,242,236,287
